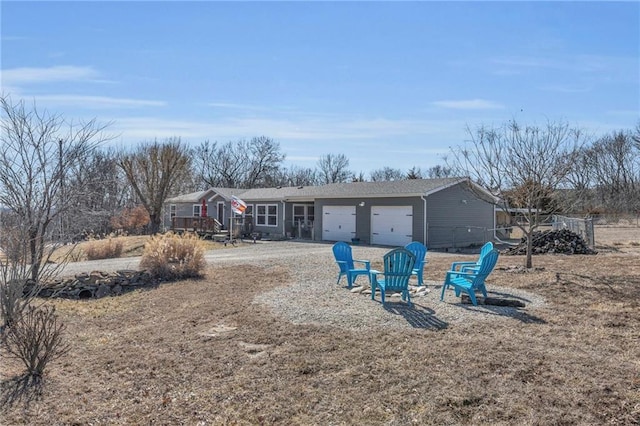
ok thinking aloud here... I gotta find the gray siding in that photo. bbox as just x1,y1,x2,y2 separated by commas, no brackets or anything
163,202,203,229
314,197,426,246
426,183,494,248
246,200,286,237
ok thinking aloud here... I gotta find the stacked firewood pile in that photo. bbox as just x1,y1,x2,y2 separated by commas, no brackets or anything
504,229,597,255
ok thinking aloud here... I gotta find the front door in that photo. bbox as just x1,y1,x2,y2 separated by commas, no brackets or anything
217,202,225,228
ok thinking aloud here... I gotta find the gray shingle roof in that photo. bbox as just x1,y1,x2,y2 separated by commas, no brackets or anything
308,177,465,198
166,178,493,204
234,177,470,201
165,189,214,203
237,185,318,201
208,188,249,201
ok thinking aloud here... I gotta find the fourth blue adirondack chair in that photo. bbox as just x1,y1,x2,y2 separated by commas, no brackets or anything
440,248,500,306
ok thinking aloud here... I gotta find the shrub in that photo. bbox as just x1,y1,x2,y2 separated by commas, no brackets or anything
3,305,70,380
84,237,124,260
110,205,150,235
140,232,206,280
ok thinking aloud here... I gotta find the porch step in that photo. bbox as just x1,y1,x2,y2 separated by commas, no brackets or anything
212,232,230,242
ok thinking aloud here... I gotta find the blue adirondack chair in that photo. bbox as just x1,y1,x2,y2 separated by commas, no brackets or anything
371,248,416,307
440,248,500,306
404,241,427,286
332,241,371,288
450,241,494,273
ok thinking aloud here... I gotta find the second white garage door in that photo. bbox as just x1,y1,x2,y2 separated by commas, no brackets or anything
322,205,356,242
371,206,413,246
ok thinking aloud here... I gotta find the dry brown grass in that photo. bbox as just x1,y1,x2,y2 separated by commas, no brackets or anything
1,230,639,425
84,238,124,260
51,235,223,262
140,232,206,280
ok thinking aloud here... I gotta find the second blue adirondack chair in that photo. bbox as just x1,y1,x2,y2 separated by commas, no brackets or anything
404,241,427,286
332,241,371,288
371,247,416,307
440,248,500,306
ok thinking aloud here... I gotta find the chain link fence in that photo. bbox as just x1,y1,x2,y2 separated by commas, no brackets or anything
552,215,595,247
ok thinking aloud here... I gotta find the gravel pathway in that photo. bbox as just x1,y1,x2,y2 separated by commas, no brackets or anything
208,241,547,331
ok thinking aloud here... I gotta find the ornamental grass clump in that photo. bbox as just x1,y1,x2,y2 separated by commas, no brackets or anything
84,237,124,260
140,232,206,280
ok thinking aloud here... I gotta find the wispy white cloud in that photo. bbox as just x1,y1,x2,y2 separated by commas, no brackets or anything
206,102,271,111
109,115,467,143
539,84,592,93
35,95,166,109
432,99,504,110
1,65,102,85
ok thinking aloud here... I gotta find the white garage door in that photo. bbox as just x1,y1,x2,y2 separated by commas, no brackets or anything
371,206,413,246
322,205,356,242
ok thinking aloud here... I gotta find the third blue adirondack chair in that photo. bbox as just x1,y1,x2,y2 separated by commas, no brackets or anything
371,247,416,307
404,241,427,286
440,248,500,306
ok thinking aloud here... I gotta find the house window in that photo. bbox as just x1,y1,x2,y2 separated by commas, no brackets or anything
193,204,201,217
256,204,277,227
169,204,176,220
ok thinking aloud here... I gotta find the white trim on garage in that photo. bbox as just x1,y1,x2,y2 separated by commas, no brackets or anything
371,205,413,246
322,205,356,242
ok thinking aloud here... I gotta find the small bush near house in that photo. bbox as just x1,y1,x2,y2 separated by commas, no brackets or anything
139,232,206,280
84,237,124,260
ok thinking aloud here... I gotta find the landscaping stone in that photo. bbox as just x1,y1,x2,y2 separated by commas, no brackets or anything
34,270,157,300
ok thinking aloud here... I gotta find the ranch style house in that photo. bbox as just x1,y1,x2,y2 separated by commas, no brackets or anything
163,177,498,249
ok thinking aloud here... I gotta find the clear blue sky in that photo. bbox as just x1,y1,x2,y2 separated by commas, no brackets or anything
2,1,639,175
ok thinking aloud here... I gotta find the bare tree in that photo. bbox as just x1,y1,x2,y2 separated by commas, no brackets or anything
561,146,596,214
0,96,110,328
118,138,192,234
370,167,405,182
193,140,219,189
317,153,353,184
0,96,109,279
63,147,131,237
585,131,639,214
271,165,318,187
352,171,367,182
633,120,640,146
450,119,584,268
193,137,285,188
406,166,423,180
426,164,454,179
244,136,286,187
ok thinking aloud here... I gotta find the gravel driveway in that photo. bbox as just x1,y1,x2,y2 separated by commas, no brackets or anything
59,240,434,276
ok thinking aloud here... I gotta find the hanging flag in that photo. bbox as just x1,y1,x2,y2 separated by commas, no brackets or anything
201,198,208,217
230,196,247,215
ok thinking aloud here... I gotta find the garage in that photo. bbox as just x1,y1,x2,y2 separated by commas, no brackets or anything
322,205,356,242
371,206,413,246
